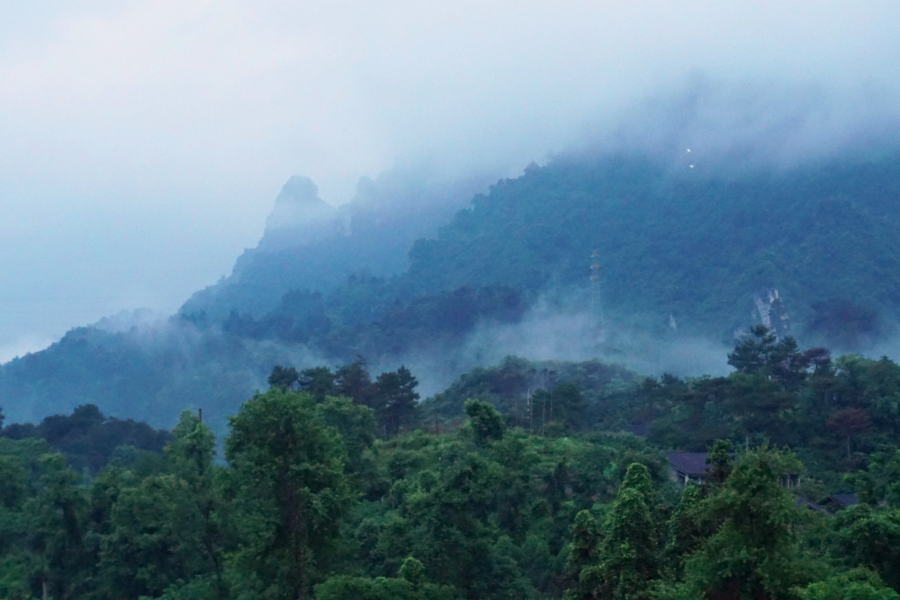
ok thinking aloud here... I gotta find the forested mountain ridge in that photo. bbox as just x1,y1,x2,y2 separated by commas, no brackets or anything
186,148,900,346
4,149,900,426
403,152,900,341
180,168,494,320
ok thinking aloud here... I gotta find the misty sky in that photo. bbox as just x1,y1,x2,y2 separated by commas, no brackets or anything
1,1,899,361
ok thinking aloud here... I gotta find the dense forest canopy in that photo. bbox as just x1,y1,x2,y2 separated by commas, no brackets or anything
6,3,900,598
187,149,900,343
3,329,900,599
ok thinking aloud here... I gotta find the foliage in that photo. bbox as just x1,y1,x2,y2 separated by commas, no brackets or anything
464,399,506,446
374,366,421,438
225,389,353,600
661,446,813,600
268,365,300,391
13,152,900,427
798,568,900,600
0,403,171,474
595,463,659,599
1,334,900,598
831,506,900,591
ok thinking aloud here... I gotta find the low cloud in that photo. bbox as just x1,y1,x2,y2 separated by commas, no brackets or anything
0,334,55,364
3,3,900,357
374,295,733,399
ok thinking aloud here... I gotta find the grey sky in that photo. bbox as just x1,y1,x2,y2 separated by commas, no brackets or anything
1,1,898,361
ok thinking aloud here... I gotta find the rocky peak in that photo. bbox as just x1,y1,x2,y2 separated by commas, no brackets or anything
260,176,340,250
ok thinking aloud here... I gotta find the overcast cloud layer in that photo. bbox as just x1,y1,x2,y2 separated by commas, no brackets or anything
1,1,899,361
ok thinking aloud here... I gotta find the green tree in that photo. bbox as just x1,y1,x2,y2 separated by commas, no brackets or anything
335,358,376,407
564,510,602,600
225,389,353,600
464,399,506,446
165,409,226,598
799,568,899,600
832,505,900,591
664,484,709,578
826,407,872,460
728,325,778,374
666,446,811,600
314,572,459,600
268,365,300,391
595,463,659,599
28,454,88,600
707,439,735,486
664,439,733,577
0,439,48,600
375,366,420,437
769,336,810,391
317,396,377,478
725,372,792,447
848,450,900,508
98,474,207,599
490,434,541,540
864,357,900,435
534,383,589,435
298,366,337,401
399,556,426,587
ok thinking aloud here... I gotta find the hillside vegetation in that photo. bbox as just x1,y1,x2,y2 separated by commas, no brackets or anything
4,150,900,425
4,332,900,598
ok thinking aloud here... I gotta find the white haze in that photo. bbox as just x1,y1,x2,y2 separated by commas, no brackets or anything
372,297,733,399
566,79,900,174
1,1,900,358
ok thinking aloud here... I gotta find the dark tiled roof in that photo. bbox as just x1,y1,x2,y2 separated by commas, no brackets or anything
830,493,858,507
796,496,829,513
668,452,710,476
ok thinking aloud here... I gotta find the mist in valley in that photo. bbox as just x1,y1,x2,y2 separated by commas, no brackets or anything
8,9,900,600
1,3,900,428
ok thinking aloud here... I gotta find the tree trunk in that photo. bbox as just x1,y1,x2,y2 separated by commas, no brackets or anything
542,400,546,437
528,393,533,433
549,391,553,427
281,480,308,600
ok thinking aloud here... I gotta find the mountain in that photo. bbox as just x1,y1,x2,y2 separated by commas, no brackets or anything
181,167,494,320
403,152,900,344
183,148,900,351
4,147,900,428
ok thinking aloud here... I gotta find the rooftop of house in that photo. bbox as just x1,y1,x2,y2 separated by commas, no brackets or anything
667,452,711,477
796,496,829,514
829,493,858,508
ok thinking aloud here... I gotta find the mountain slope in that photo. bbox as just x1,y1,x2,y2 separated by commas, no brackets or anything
404,153,900,339
5,148,900,427
181,168,493,319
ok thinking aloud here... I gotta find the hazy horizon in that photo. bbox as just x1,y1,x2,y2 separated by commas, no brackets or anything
2,1,900,362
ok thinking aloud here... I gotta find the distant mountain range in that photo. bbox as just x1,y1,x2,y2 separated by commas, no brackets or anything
4,147,900,429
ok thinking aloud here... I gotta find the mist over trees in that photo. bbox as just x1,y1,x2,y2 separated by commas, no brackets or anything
6,4,900,598
5,145,900,428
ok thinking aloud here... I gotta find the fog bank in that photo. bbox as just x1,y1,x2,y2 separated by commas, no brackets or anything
2,1,900,357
